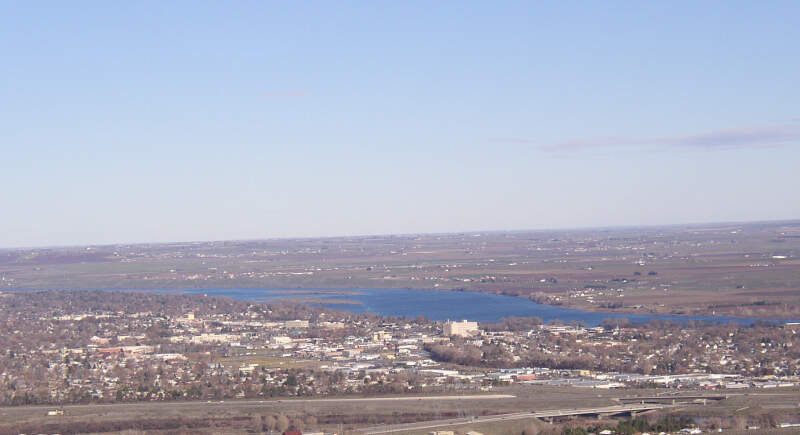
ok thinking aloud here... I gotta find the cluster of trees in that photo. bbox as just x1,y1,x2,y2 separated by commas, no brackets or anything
562,416,694,435
426,343,484,366
252,414,317,433
559,411,796,435
0,415,254,435
483,316,543,331
529,292,564,306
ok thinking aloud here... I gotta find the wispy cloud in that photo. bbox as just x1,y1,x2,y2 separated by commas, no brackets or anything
658,123,800,149
262,91,309,99
493,122,800,153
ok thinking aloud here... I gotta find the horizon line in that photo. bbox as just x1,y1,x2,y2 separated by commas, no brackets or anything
2,217,798,252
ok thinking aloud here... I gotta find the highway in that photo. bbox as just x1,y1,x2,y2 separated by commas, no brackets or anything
0,394,517,415
358,403,673,434
617,394,727,404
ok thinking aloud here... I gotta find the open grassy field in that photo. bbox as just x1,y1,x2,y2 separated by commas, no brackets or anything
0,385,630,427
397,417,555,435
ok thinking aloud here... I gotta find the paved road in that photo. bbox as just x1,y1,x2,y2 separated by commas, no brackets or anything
359,403,672,434
0,394,517,414
618,394,726,404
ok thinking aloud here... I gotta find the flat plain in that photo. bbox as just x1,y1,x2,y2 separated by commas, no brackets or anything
2,220,798,319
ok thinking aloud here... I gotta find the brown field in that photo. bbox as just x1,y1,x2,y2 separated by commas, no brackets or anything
1,220,799,319
2,385,800,434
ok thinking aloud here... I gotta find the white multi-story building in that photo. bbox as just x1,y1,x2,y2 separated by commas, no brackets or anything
443,320,479,337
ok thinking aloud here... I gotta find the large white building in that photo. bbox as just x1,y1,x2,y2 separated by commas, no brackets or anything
443,320,479,337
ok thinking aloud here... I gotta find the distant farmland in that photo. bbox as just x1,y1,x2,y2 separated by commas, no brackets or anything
2,220,799,318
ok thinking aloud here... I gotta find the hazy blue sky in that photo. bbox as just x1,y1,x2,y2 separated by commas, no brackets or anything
2,1,799,248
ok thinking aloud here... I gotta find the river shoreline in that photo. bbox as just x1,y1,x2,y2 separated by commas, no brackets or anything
9,286,798,323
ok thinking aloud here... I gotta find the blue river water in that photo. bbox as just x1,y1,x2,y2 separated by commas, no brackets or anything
180,288,796,326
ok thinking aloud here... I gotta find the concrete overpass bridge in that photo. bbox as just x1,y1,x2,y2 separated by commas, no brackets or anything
617,394,727,405
360,403,674,434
